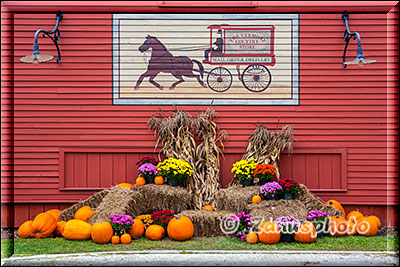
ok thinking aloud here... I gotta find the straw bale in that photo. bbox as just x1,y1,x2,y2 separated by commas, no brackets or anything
245,199,307,222
137,184,192,214
59,189,109,222
215,185,259,213
177,210,236,237
87,186,144,224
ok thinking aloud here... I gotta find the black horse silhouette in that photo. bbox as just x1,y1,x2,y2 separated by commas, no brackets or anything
134,35,206,91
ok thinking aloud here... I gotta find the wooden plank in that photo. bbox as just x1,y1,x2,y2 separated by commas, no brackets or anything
113,153,126,185
73,153,87,188
100,154,113,188
305,154,319,189
318,154,332,189
64,153,74,188
291,154,306,184
28,204,44,220
14,204,29,228
87,153,100,187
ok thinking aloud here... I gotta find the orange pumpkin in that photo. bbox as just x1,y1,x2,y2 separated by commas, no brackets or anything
121,233,132,244
63,219,92,240
346,210,364,222
202,205,214,211
154,176,164,185
45,209,61,222
167,215,194,241
136,177,146,186
118,183,134,189
128,219,145,239
294,222,317,243
258,222,280,244
357,216,378,237
246,233,258,244
145,225,165,240
31,212,57,238
55,221,67,237
347,220,357,236
74,206,95,222
18,220,34,239
111,235,120,244
326,199,346,218
329,215,348,237
368,215,381,229
252,195,262,204
91,221,114,244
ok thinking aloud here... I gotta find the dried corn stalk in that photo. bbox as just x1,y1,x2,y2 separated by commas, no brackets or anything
228,122,296,186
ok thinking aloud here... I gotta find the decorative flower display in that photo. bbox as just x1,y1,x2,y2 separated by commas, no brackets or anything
157,158,193,182
275,216,300,234
278,178,300,195
231,159,257,181
260,182,284,199
150,209,175,229
109,214,134,234
253,164,277,182
136,156,159,167
138,163,158,178
228,211,252,242
306,210,329,222
135,214,153,228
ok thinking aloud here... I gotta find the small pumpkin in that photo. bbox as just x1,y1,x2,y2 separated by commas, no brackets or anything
295,222,317,243
346,210,364,222
136,177,146,186
347,220,357,236
326,199,346,218
128,219,145,239
357,216,378,237
121,232,132,244
167,215,194,241
154,176,164,185
45,209,61,222
55,221,67,237
74,206,95,222
252,195,262,204
145,224,165,240
329,215,348,237
118,183,134,189
111,235,120,244
258,222,280,244
91,221,114,244
18,220,34,239
202,205,214,211
63,219,92,240
31,212,57,239
246,233,258,244
368,215,381,229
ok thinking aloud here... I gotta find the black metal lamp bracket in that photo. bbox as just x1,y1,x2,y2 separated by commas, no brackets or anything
342,10,362,68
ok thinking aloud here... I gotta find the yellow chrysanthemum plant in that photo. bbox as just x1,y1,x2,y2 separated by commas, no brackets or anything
231,158,257,186
157,158,193,186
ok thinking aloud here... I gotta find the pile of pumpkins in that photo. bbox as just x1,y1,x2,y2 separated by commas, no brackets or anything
17,204,195,244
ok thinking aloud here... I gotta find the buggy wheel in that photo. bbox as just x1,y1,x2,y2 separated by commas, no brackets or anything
241,64,271,93
207,67,232,93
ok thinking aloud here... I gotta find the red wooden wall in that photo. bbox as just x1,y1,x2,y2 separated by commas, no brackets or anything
1,1,399,228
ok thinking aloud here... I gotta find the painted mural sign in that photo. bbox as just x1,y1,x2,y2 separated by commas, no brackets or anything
112,14,299,105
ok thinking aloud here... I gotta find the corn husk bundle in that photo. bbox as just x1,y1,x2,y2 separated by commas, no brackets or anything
191,108,228,209
228,122,296,186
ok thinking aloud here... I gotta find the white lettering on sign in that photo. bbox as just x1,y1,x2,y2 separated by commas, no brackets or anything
213,56,272,64
225,30,271,54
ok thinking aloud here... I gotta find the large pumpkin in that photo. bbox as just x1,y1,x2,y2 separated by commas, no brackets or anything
368,215,381,229
45,209,61,222
167,215,194,241
145,225,165,240
31,212,57,238
294,222,317,243
121,233,132,244
346,210,364,222
325,199,346,218
55,221,67,237
118,183,134,189
329,215,348,237
63,219,92,240
128,219,145,239
258,222,280,244
91,221,114,244
18,220,34,239
347,220,357,236
74,206,95,222
357,217,378,237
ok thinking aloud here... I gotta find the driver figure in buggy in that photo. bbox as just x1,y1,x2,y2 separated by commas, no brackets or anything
204,29,223,62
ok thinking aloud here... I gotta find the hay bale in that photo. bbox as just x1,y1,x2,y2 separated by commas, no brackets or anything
177,210,236,237
296,184,343,217
59,189,110,222
245,199,307,222
137,184,192,214
215,185,259,213
87,186,144,225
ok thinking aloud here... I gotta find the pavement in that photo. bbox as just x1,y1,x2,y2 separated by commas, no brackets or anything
1,250,399,266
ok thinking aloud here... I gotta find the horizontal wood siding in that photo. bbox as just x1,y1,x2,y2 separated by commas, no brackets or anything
1,2,399,227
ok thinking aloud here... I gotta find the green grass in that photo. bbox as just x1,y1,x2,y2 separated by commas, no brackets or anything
1,235,398,258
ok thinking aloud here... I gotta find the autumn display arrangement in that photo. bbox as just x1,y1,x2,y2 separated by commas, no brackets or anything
16,107,384,247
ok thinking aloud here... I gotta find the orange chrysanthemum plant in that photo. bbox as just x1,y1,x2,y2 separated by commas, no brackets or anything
253,164,277,185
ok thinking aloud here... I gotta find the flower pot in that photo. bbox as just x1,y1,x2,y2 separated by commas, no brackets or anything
167,177,180,187
143,175,154,184
312,221,328,238
280,233,295,243
259,178,270,186
241,179,254,187
283,192,294,200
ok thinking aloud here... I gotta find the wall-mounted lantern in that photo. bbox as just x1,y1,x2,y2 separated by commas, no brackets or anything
20,11,63,64
342,10,378,68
